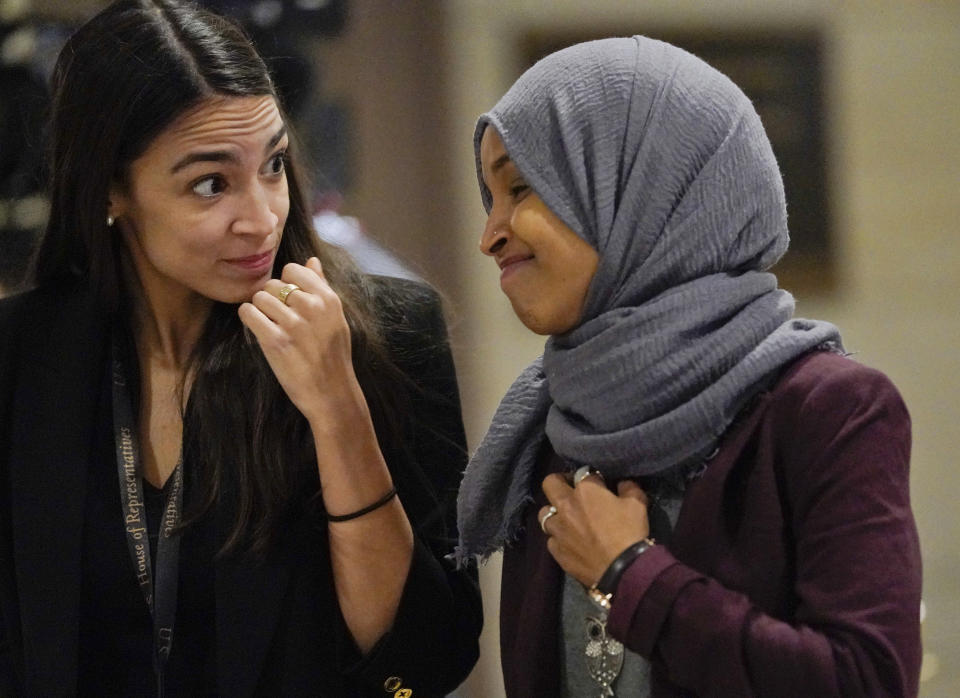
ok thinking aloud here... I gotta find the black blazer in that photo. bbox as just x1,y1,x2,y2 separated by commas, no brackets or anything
0,277,482,697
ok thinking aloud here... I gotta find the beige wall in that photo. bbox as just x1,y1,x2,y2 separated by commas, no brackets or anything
308,0,459,290
325,1,960,696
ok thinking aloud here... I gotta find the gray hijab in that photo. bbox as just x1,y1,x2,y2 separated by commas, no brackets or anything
455,36,841,564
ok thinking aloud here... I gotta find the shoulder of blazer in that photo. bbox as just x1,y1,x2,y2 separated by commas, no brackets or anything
0,288,37,359
364,274,448,355
0,281,108,370
362,273,460,423
0,281,111,473
361,274,467,540
0,287,46,458
362,274,460,417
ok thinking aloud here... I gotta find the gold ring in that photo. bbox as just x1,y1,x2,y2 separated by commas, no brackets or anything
276,283,301,305
539,505,558,534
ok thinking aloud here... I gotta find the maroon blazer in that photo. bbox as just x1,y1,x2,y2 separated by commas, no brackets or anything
500,351,921,697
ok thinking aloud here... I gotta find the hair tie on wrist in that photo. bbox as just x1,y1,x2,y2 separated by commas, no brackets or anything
327,487,397,522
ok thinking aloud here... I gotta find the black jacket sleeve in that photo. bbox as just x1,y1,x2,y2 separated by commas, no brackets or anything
341,276,482,696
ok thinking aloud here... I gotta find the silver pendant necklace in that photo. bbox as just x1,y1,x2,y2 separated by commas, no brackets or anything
585,614,624,697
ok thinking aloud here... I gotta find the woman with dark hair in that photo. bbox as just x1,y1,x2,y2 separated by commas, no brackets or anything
0,1,481,695
457,37,922,696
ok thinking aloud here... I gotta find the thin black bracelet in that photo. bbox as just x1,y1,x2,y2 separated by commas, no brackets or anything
595,537,656,594
327,487,397,522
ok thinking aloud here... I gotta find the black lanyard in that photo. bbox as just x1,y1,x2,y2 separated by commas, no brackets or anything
111,331,183,697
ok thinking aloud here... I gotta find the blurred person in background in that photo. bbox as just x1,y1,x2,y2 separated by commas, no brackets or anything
0,1,481,694
457,36,921,697
0,7,62,298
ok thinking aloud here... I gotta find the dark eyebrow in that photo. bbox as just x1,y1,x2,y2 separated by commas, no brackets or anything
170,125,288,174
170,150,234,174
490,153,512,174
267,125,287,151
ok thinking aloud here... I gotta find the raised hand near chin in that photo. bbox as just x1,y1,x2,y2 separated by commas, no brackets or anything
238,256,365,423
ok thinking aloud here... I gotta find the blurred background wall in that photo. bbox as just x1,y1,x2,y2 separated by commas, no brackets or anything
1,0,957,695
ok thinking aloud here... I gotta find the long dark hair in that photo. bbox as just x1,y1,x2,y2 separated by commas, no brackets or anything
34,0,411,554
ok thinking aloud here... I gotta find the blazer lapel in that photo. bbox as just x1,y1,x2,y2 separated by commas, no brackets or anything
8,289,107,694
215,508,291,696
671,391,773,571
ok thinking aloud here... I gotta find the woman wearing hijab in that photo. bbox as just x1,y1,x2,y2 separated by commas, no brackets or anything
457,36,921,697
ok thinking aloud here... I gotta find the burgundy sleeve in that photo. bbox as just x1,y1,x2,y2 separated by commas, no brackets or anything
607,361,922,698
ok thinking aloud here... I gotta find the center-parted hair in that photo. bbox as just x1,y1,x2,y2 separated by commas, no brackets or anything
35,0,419,554
37,0,305,299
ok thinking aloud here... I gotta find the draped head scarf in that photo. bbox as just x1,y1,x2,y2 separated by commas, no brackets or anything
455,36,841,564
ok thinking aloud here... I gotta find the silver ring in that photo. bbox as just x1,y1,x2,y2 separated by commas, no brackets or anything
573,465,604,486
539,505,558,534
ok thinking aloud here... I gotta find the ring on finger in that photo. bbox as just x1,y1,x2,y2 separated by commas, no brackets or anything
276,283,302,306
573,465,605,487
539,505,558,534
